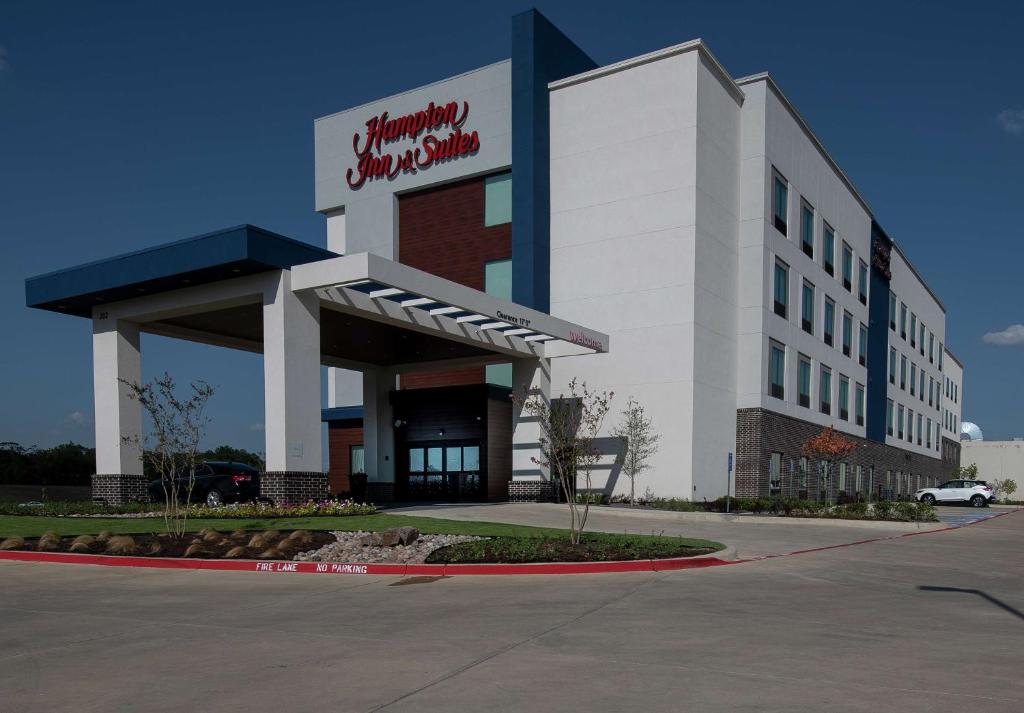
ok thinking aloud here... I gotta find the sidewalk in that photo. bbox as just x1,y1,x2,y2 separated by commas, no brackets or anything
387,502,944,560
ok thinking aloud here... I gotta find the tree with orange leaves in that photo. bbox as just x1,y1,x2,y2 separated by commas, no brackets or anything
802,427,857,505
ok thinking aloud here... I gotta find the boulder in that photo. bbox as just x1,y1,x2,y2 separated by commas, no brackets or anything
379,526,420,547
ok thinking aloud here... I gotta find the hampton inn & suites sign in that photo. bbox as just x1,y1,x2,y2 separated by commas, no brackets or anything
346,100,481,189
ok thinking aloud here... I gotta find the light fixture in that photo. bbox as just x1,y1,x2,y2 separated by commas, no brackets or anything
393,419,404,428
439,428,446,437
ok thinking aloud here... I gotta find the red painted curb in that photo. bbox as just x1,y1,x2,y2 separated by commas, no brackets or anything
0,548,734,576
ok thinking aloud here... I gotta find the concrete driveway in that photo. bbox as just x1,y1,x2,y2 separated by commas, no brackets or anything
1,510,1021,712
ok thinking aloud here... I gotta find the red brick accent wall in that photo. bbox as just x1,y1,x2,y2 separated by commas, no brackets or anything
327,421,363,495
398,175,511,390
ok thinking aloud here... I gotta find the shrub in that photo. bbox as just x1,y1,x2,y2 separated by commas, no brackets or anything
186,499,375,519
872,500,894,519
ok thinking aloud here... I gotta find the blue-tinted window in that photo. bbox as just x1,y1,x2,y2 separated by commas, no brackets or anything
485,259,513,387
773,171,788,234
769,342,786,399
484,173,512,227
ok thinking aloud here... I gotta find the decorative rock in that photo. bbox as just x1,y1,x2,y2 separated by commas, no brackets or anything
0,537,27,550
295,530,484,565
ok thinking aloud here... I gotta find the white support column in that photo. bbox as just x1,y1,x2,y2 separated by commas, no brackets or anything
512,357,551,484
362,368,396,493
263,271,323,474
92,317,143,475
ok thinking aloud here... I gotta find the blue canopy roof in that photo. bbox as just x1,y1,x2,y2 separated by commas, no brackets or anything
25,224,337,317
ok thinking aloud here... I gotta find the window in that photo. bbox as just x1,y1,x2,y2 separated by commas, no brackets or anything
820,365,832,415
939,343,944,371
856,465,863,493
823,224,835,275
841,311,852,357
842,242,853,291
485,259,513,387
838,463,847,493
798,354,812,408
769,341,786,399
769,452,782,496
889,348,897,384
919,323,925,356
889,292,897,330
483,172,512,226
824,298,835,347
917,413,923,446
929,377,934,406
907,408,914,443
897,404,904,439
900,355,907,390
839,375,850,421
886,399,894,435
801,203,815,258
900,303,907,339
773,260,788,318
855,383,865,426
858,323,868,366
798,457,809,495
910,363,917,396
929,333,935,363
910,314,917,348
858,260,868,304
350,445,366,475
919,370,925,402
772,170,788,235
801,281,814,334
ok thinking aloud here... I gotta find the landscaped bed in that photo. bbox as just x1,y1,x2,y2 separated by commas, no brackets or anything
0,523,724,565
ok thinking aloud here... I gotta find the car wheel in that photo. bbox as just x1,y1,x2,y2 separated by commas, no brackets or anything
921,494,936,505
205,489,225,507
970,494,986,508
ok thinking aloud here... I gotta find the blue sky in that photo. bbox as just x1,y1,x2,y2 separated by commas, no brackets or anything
1,0,1022,453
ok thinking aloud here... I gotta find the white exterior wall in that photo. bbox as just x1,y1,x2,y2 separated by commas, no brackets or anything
886,248,946,457
548,45,741,499
961,440,1024,483
314,61,512,408
738,78,873,440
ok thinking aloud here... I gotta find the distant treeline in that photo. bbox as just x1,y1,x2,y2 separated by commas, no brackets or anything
0,442,265,485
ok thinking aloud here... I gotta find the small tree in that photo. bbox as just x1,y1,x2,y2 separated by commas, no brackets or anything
953,463,979,480
801,427,856,506
121,374,215,538
515,378,612,544
992,478,1018,503
611,397,660,506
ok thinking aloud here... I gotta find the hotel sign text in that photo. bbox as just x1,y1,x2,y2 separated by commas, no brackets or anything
346,100,481,189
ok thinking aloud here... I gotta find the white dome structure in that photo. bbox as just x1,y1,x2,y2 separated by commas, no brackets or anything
960,421,984,441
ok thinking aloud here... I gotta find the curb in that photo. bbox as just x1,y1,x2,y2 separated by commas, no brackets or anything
0,549,735,576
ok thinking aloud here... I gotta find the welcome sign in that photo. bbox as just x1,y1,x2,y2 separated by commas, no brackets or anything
346,100,481,189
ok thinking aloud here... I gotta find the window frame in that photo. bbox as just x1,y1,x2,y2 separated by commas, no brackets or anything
858,260,868,304
769,340,786,400
800,201,815,258
842,241,853,291
801,280,814,334
822,223,835,276
798,353,812,408
823,297,835,347
773,259,789,319
772,169,789,235
820,364,832,415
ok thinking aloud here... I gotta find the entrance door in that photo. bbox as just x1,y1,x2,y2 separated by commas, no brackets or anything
403,442,482,501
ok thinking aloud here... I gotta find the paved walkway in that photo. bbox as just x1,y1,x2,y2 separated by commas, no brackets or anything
1,509,1020,712
388,502,943,559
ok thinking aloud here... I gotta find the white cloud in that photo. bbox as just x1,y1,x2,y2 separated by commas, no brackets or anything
248,422,264,432
68,411,89,427
997,109,1024,135
983,324,1024,346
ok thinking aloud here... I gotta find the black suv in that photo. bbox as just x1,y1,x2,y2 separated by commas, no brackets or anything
147,461,261,506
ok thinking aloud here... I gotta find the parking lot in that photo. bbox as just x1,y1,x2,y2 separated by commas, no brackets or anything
1,509,1021,713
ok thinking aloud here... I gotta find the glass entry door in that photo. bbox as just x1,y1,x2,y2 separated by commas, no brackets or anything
405,442,482,501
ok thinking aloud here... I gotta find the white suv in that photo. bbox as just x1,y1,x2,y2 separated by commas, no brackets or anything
915,480,994,507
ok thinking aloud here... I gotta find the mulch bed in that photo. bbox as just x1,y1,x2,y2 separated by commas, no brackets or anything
425,536,720,564
0,530,335,561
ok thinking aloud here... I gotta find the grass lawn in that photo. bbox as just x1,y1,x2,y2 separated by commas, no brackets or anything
0,513,723,552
